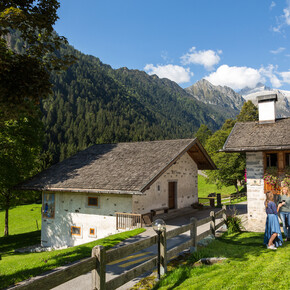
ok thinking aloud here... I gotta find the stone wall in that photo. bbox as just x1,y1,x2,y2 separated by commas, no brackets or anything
41,192,132,248
246,152,266,231
132,152,198,214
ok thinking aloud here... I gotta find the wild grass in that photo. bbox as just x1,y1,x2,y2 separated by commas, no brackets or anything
154,232,290,289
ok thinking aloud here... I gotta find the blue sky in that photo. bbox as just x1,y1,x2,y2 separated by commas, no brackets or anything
54,0,290,91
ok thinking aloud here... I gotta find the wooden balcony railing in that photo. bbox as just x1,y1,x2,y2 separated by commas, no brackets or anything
116,212,143,230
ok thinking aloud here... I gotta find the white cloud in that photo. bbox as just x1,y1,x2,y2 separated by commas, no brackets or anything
205,65,264,90
259,64,282,87
273,0,290,32
270,47,285,54
181,47,221,70
284,4,290,25
280,71,290,83
270,1,276,10
161,50,172,63
144,64,193,84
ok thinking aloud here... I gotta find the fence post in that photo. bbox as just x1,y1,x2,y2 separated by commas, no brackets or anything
216,193,222,207
190,217,197,253
116,213,118,230
160,229,167,275
92,245,106,290
210,211,215,237
222,205,227,229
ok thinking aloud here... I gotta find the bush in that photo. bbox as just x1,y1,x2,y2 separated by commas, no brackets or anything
225,211,243,234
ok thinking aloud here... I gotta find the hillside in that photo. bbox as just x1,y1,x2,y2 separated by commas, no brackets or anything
39,44,230,166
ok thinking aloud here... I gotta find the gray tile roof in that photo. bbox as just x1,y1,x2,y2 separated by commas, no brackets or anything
19,139,215,194
223,117,290,152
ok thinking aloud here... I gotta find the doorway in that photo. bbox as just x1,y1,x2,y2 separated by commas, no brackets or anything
168,181,177,209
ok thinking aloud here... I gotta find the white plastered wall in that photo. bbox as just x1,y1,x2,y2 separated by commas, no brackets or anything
41,192,132,248
246,152,266,231
132,152,198,214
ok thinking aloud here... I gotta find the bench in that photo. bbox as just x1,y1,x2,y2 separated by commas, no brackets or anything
151,207,169,217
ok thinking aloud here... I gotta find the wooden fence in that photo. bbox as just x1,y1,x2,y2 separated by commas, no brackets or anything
14,206,227,290
229,192,246,203
199,192,247,207
115,212,143,230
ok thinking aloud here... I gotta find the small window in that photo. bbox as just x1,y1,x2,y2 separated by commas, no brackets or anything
90,228,95,235
71,226,81,236
88,197,98,207
266,153,277,167
157,185,161,191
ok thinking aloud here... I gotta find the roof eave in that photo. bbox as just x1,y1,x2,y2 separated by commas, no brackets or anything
194,138,217,170
15,186,142,195
222,145,290,153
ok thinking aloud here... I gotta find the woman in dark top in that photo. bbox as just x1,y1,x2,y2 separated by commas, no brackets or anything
264,191,284,250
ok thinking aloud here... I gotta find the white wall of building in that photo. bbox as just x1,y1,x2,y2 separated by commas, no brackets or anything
41,192,132,248
41,152,199,248
132,152,198,214
246,152,266,231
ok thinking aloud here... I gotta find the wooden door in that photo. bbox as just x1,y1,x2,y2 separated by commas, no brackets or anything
168,182,177,209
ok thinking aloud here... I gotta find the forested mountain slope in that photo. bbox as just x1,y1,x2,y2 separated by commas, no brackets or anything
31,44,231,166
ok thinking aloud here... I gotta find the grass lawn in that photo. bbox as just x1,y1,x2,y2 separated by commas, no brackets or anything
0,204,145,289
198,175,244,198
0,203,42,236
154,232,290,289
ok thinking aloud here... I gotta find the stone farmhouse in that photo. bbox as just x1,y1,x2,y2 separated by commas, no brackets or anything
223,94,290,231
19,138,216,248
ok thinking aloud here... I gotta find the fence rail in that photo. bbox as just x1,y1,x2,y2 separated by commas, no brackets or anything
14,206,227,290
116,212,143,230
230,192,246,203
199,192,247,207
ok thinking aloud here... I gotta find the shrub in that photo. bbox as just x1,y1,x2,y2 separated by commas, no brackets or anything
225,211,243,234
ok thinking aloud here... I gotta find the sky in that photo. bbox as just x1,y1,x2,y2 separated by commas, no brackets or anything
54,0,290,91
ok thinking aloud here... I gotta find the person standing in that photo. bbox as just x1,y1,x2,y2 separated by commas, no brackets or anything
264,191,284,250
277,186,290,241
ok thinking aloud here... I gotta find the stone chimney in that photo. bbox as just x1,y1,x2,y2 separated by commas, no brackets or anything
257,94,278,123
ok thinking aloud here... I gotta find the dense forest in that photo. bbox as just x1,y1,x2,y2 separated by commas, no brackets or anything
40,44,236,166
7,33,236,167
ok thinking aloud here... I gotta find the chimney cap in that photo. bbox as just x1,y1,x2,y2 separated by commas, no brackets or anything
257,94,277,103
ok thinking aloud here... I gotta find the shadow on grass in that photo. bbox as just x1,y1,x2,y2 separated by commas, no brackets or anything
0,230,41,254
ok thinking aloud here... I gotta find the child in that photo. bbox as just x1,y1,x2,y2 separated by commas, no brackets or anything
264,191,284,250
277,186,290,241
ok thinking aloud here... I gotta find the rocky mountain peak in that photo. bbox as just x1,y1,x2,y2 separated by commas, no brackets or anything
185,79,244,113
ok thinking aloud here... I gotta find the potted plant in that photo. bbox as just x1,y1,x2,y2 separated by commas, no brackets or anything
263,167,279,191
281,174,290,188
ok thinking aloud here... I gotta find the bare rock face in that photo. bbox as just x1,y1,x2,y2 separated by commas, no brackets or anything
185,79,245,112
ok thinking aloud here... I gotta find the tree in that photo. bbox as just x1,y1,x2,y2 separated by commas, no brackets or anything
205,120,245,193
205,101,258,193
0,112,43,236
195,124,212,146
236,100,258,122
0,0,75,120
